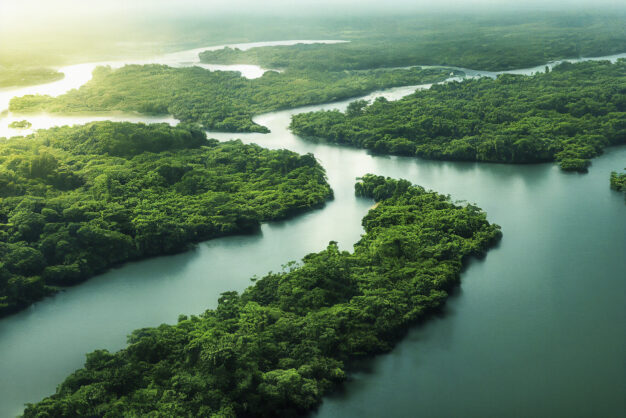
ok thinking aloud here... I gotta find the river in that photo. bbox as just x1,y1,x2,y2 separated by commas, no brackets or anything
0,46,624,418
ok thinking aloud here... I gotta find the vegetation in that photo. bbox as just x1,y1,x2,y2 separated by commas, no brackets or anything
22,175,501,417
3,11,623,415
291,60,626,172
8,120,32,129
4,12,624,73
198,14,626,72
8,65,457,133
0,121,332,317
610,170,626,192
0,66,64,88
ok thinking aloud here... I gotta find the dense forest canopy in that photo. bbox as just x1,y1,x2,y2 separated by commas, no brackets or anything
22,175,501,417
290,60,626,172
8,65,457,133
0,121,332,317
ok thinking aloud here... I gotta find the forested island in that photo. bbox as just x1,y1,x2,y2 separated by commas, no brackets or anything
8,65,458,133
0,121,332,317
22,175,501,417
198,14,626,72
0,66,64,88
8,120,32,129
290,60,626,172
610,170,626,192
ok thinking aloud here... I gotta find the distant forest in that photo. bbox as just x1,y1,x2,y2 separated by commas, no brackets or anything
1,12,624,86
198,13,626,71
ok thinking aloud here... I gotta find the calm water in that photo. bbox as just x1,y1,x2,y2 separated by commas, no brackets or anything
0,49,624,417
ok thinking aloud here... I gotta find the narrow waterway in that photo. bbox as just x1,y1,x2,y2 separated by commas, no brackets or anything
0,39,347,138
0,48,624,417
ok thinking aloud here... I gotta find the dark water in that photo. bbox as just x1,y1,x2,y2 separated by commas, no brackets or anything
315,149,626,418
0,87,625,417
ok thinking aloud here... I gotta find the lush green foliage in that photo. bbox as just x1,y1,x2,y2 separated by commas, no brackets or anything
22,175,501,417
0,66,64,88
291,60,626,172
610,170,626,192
8,120,32,129
0,121,332,317
199,14,626,72
9,65,456,133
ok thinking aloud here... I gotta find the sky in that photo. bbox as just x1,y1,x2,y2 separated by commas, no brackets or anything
2,0,625,24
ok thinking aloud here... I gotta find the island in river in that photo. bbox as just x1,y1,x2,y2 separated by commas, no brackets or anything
610,170,626,192
7,119,32,129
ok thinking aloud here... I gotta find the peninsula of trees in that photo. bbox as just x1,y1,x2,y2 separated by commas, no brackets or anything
23,175,501,417
8,65,458,133
290,60,626,172
0,121,332,317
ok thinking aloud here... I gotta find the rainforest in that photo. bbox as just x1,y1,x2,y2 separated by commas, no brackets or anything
22,176,501,417
0,4,625,418
8,66,457,133
0,121,332,316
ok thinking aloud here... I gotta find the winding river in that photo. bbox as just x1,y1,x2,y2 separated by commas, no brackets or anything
0,44,624,418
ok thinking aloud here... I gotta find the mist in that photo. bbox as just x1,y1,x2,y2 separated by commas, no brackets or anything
2,0,625,27
1,0,624,67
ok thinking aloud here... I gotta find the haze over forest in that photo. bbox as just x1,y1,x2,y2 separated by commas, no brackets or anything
2,0,625,60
